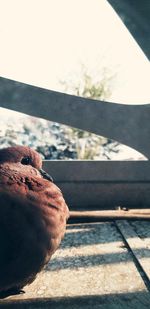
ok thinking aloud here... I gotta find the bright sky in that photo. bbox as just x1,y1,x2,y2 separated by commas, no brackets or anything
0,0,149,112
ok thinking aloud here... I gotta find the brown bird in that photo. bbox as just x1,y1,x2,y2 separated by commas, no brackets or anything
0,145,69,297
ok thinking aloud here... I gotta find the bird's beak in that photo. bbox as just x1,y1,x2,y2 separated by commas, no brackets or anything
39,168,53,182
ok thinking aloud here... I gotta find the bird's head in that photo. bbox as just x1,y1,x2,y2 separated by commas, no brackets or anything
0,145,53,181
0,145,42,169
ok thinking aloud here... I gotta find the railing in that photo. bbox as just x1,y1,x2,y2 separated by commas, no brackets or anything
0,76,150,210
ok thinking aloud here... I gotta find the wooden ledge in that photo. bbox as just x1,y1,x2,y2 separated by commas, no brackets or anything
69,209,150,223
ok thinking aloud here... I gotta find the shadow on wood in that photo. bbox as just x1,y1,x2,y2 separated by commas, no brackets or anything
1,292,150,309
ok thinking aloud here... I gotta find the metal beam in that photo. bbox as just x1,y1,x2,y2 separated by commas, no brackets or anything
0,77,150,158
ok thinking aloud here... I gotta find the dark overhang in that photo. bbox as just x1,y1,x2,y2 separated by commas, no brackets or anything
107,0,150,59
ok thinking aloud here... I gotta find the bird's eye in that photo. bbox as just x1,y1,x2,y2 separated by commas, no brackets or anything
21,157,31,165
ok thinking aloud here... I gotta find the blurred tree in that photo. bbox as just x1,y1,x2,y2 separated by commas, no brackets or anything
60,67,118,160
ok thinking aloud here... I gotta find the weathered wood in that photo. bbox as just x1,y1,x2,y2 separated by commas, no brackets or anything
0,77,150,157
69,209,150,223
130,221,150,239
0,292,150,309
0,222,150,308
116,220,150,282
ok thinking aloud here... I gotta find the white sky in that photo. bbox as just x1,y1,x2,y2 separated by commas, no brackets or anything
0,0,149,112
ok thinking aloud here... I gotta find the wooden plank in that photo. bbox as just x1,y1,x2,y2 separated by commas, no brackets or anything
0,292,150,309
69,209,150,223
0,222,150,308
116,220,150,282
130,221,150,240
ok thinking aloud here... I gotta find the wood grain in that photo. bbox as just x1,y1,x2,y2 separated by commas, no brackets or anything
69,209,150,223
116,220,150,282
1,222,150,308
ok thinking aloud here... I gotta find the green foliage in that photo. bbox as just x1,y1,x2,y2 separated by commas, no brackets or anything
60,67,113,159
77,72,111,100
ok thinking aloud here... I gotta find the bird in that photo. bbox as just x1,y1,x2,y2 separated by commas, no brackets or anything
0,145,69,297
